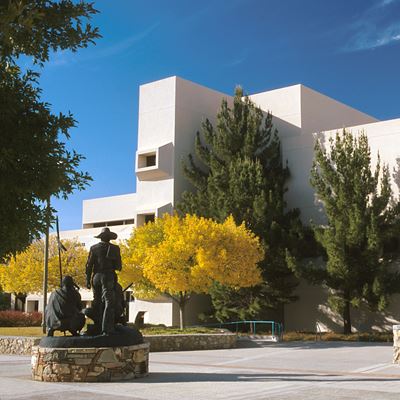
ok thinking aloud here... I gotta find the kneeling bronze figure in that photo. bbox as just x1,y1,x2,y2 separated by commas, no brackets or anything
45,275,85,336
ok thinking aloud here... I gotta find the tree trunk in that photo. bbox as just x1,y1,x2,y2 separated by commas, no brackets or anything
342,299,352,334
178,297,187,330
178,291,187,330
179,303,185,330
14,293,26,311
169,292,190,330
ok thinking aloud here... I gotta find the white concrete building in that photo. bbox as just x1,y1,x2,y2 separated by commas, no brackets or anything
25,76,400,332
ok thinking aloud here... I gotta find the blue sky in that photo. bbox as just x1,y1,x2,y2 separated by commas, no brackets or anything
38,0,400,230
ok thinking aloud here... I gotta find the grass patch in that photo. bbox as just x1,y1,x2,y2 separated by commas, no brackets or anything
0,327,62,336
0,325,225,337
139,326,225,335
283,331,393,342
0,326,391,341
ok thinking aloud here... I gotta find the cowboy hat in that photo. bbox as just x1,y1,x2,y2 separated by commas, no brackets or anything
94,227,118,240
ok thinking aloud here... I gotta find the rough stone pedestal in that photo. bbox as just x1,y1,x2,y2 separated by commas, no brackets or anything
31,342,149,382
393,325,400,364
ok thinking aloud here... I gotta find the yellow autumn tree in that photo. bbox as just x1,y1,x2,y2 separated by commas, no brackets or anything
0,237,88,294
120,214,263,328
119,220,164,298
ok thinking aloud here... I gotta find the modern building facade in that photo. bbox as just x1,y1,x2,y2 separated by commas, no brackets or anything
25,76,400,332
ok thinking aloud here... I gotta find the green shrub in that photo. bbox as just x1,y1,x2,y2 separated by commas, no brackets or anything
0,292,10,310
283,331,392,342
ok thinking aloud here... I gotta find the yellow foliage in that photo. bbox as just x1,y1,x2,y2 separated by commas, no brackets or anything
196,216,264,288
0,237,88,293
120,214,263,299
119,221,164,298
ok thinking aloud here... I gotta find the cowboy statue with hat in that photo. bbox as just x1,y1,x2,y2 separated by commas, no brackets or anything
85,227,122,335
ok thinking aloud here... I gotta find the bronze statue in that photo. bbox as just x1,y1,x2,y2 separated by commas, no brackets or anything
45,275,85,336
114,281,127,325
85,227,122,335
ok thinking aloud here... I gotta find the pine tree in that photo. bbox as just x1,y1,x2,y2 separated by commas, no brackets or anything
393,158,400,190
310,130,400,333
178,87,307,321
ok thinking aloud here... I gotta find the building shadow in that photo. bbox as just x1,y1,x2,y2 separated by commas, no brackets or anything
117,371,400,384
235,339,392,350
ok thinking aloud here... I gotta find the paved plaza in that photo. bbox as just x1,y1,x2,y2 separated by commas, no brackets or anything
1,341,400,400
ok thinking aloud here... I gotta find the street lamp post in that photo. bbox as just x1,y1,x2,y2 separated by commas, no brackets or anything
42,199,50,334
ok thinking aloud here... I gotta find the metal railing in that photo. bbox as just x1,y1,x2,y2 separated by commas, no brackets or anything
315,322,323,341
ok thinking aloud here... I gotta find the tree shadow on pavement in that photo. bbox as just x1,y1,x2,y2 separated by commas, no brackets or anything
236,339,392,350
133,371,400,384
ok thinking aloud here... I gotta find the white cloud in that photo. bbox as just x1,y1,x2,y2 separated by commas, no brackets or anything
341,1,400,52
225,54,247,68
379,0,397,7
91,22,160,60
48,22,160,67
344,22,400,51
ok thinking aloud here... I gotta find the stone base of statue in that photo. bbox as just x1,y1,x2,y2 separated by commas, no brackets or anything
393,325,400,364
31,326,149,382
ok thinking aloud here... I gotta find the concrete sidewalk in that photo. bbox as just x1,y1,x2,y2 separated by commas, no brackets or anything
1,341,399,399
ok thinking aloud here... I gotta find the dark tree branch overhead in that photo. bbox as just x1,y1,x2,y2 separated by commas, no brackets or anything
0,1,100,261
0,0,100,65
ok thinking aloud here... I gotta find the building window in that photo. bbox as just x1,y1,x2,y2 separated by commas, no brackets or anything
137,151,157,169
106,220,124,227
136,143,173,181
137,213,156,227
145,214,155,224
146,154,156,167
90,219,134,229
26,300,39,312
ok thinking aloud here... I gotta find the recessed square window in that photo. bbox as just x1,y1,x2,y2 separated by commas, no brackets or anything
137,151,157,169
136,213,156,227
146,154,156,167
145,214,155,223
136,143,173,181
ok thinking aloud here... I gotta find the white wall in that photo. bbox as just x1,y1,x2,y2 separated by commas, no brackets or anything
319,118,400,197
249,84,302,128
250,85,378,224
82,193,137,226
60,224,135,249
129,296,176,326
285,280,400,332
137,77,176,149
251,85,378,224
174,77,230,204
128,294,212,327
135,76,230,218
135,77,176,221
285,117,400,332
25,294,42,312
